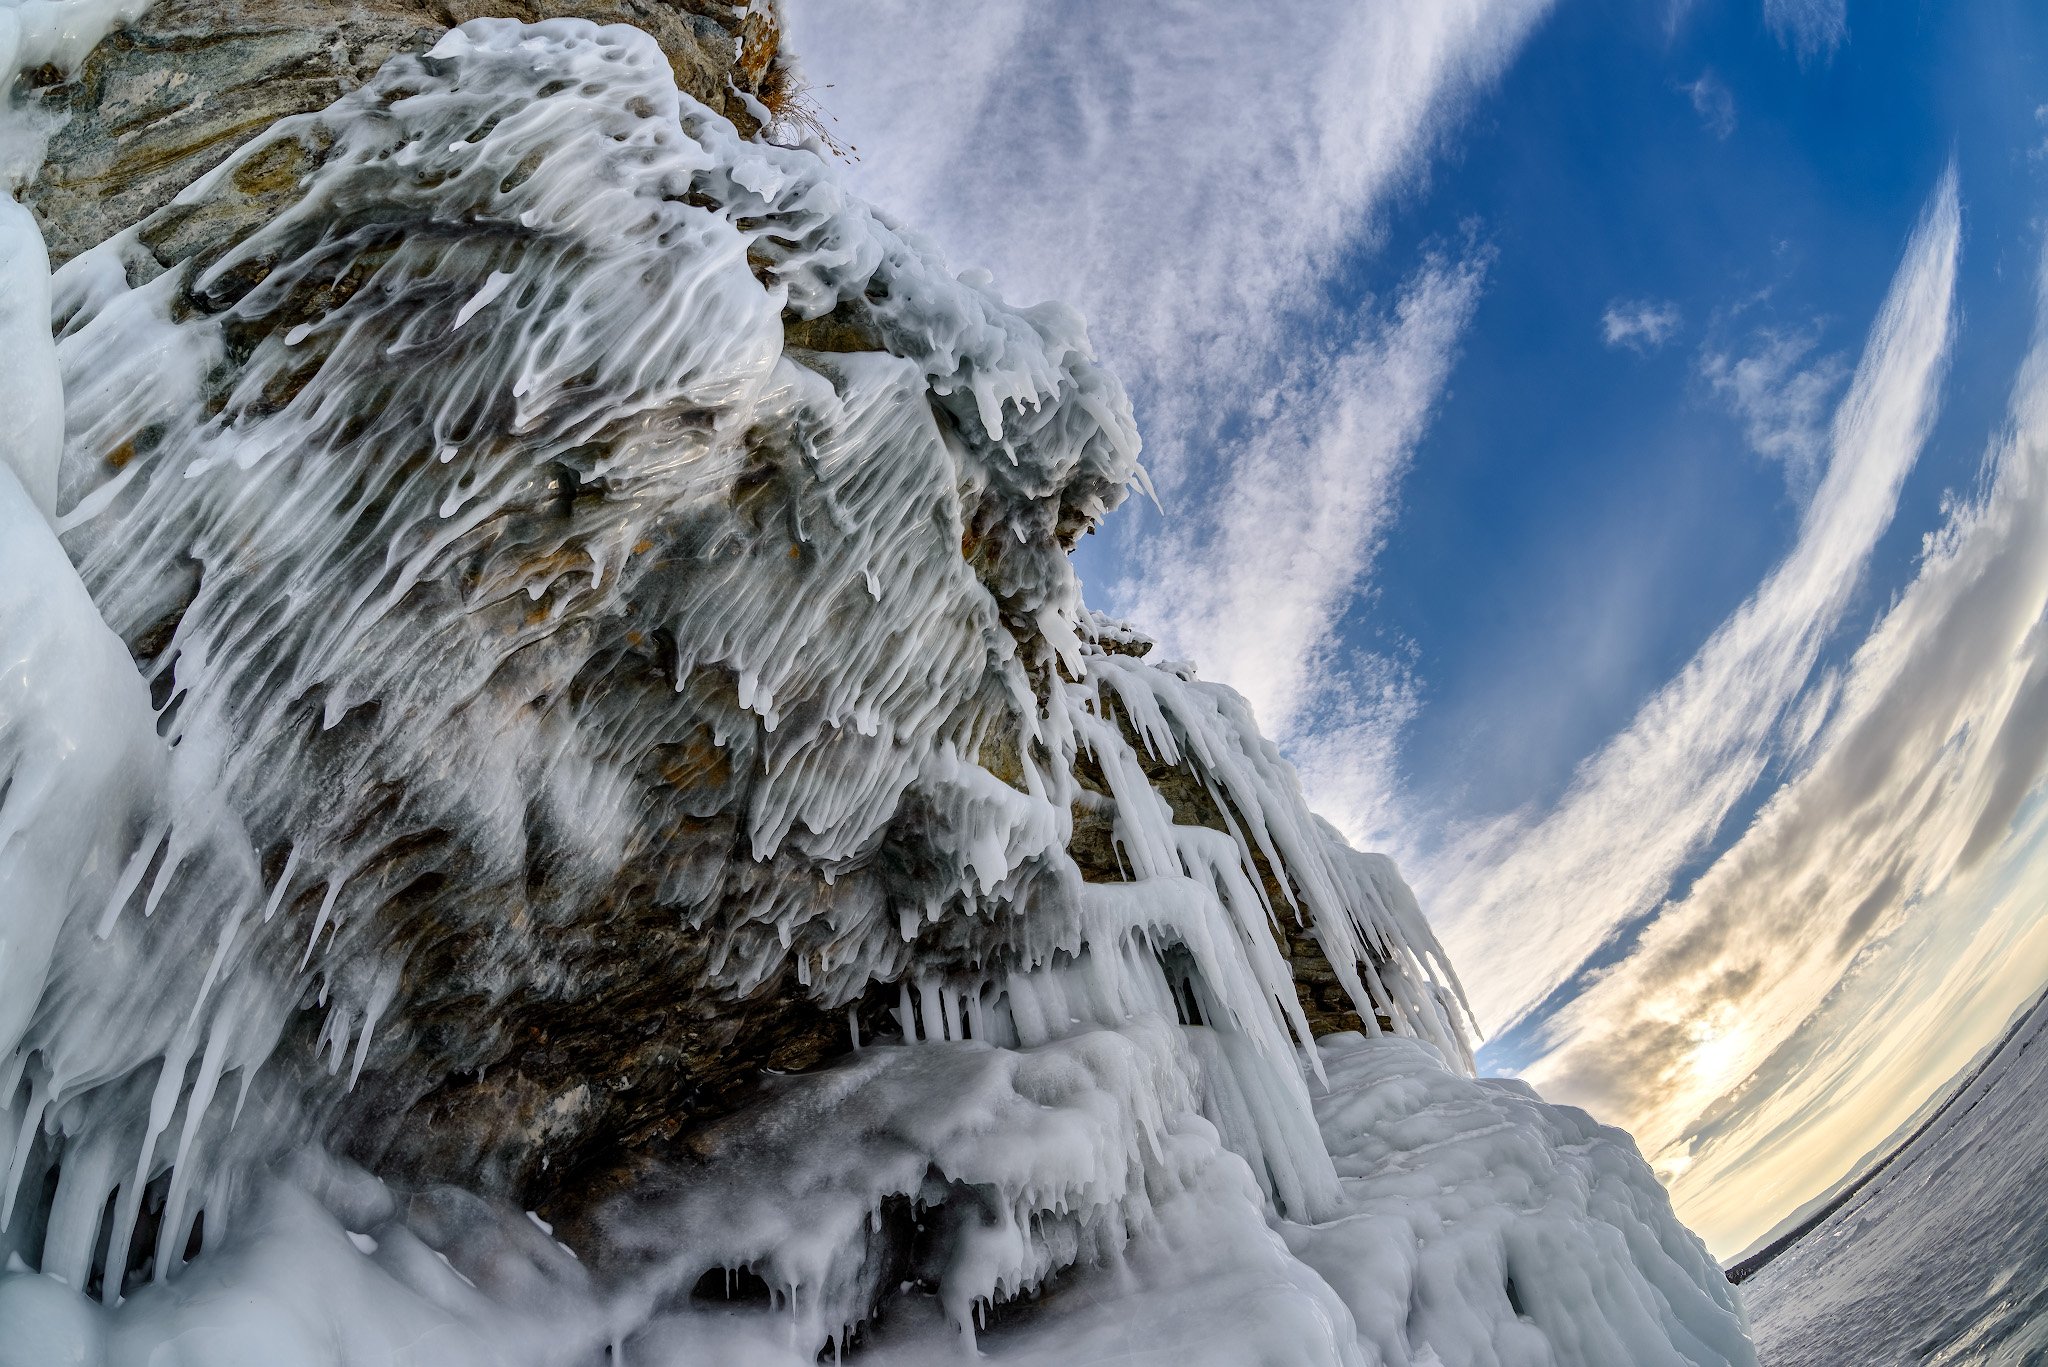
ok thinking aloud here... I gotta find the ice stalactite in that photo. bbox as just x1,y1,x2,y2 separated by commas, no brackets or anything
0,13,1753,1366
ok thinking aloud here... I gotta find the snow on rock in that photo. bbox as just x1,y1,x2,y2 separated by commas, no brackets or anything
0,0,158,186
0,198,62,515
1296,1035,1754,1367
0,1030,1755,1367
0,14,1754,1366
0,460,163,1092
0,0,154,81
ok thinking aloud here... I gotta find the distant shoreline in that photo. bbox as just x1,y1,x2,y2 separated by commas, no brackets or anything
1725,983,2048,1285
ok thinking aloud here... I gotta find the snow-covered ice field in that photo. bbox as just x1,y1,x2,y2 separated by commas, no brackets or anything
1742,990,2048,1365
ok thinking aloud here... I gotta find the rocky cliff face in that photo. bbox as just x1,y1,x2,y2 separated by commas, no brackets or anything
19,0,766,265
0,7,1753,1365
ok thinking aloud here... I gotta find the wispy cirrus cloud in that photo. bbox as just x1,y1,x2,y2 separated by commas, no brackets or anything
1603,298,1685,352
1122,253,1489,737
1420,167,1960,1037
1765,0,1848,59
1683,72,1737,139
789,1,1550,494
1527,233,2048,1253
1701,323,1851,497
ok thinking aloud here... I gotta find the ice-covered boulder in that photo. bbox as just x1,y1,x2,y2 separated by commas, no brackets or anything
0,9,1754,1365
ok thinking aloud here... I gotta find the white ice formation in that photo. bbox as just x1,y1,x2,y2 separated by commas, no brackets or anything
0,14,1754,1366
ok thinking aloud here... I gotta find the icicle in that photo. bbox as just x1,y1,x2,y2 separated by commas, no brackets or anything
42,1143,116,1290
299,876,348,971
346,961,403,1093
915,978,943,1042
0,1079,47,1230
0,15,1761,1366
259,846,302,923
136,1005,234,1292
95,821,168,939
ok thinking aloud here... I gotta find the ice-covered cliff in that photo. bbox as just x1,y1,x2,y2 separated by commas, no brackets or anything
0,7,1753,1364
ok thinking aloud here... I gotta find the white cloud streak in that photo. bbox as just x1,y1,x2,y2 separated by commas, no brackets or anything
1764,0,1848,59
1700,324,1850,496
787,7,2048,1268
1122,254,1489,736
1525,231,2048,1254
787,0,1551,492
1603,298,1684,351
1683,72,1736,139
1421,168,1960,1035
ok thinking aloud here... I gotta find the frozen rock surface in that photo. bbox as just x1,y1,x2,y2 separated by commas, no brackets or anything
10,0,773,262
0,9,1753,1365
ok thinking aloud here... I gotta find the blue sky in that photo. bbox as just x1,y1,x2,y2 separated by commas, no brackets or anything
789,0,2048,1255
1361,0,2041,820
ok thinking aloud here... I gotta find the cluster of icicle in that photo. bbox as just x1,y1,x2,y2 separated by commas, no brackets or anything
0,13,1754,1366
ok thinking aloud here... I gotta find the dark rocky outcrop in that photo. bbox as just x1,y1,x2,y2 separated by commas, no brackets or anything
15,3,1427,1289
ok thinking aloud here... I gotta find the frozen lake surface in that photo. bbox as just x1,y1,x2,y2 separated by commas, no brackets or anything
1742,989,2048,1365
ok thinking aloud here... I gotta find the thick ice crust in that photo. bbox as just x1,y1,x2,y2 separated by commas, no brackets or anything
0,15,1750,1366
